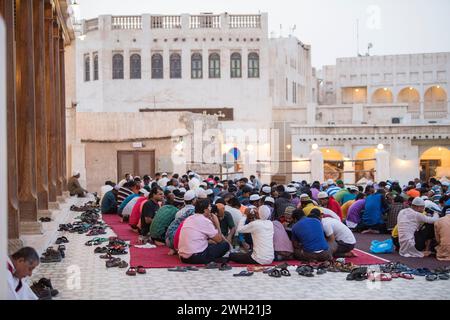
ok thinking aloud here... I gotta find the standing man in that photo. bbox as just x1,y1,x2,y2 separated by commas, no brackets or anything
67,171,88,197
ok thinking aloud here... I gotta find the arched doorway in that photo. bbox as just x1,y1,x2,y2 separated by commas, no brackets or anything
420,147,450,181
424,86,447,113
372,88,394,104
398,87,420,112
355,148,377,183
321,148,344,181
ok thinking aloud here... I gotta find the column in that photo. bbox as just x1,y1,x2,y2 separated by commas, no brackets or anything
53,19,63,197
44,0,57,207
310,150,324,182
59,35,68,192
15,0,40,232
33,0,49,213
375,150,390,182
0,0,21,251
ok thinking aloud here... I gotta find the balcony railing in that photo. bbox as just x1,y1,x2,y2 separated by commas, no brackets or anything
425,111,448,119
151,15,181,29
190,15,221,29
229,15,261,28
112,16,142,30
85,18,99,32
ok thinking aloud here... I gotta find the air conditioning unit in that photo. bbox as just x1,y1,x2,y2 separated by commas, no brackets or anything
392,118,401,124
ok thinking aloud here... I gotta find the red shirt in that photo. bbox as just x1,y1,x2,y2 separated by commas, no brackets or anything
129,197,147,227
327,197,343,221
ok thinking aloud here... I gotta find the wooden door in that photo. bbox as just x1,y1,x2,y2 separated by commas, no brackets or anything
117,151,155,181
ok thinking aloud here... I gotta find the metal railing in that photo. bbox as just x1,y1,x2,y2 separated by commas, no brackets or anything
112,16,142,30
190,15,221,29
151,15,181,29
229,15,261,28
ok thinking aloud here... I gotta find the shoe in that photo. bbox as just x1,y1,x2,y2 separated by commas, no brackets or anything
37,278,59,297
56,237,69,244
30,282,52,300
40,249,62,263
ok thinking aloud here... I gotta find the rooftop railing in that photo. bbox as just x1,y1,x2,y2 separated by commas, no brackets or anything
151,15,181,29
112,16,142,30
85,18,99,32
229,15,261,28
189,15,221,29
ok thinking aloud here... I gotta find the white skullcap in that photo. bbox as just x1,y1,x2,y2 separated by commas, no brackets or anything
162,172,168,176
72,170,80,176
195,188,208,199
200,182,207,187
287,187,297,194
139,188,149,197
412,197,425,207
205,189,214,196
318,192,329,199
179,187,187,193
262,186,272,194
327,179,335,186
258,205,272,221
416,183,422,189
300,194,310,199
264,197,275,204
184,190,196,201
166,186,176,192
249,194,261,202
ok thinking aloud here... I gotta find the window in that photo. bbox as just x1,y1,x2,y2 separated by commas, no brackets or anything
209,53,220,78
170,53,182,79
93,54,99,80
151,54,163,79
230,53,242,78
191,53,203,79
84,54,90,82
130,54,141,79
112,53,124,79
248,53,260,78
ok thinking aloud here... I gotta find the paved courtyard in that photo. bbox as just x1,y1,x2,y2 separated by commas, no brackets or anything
28,197,450,300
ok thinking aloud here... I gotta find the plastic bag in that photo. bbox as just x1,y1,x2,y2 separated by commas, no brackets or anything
370,239,394,254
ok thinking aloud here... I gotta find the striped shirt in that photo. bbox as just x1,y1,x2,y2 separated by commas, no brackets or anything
117,187,133,206
326,185,341,197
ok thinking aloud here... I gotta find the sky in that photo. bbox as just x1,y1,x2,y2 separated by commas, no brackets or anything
75,0,450,69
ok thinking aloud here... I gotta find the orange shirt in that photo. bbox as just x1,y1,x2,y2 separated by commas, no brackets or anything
406,189,420,198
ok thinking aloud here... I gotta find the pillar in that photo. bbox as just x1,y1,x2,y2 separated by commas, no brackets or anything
53,19,63,197
0,0,22,250
375,150,390,183
310,150,324,182
15,0,41,233
44,0,57,204
33,0,49,213
59,35,68,192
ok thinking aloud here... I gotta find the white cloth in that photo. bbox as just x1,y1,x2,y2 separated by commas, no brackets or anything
258,205,272,221
118,179,127,188
6,257,38,300
320,207,341,221
237,217,274,265
122,196,141,218
322,217,356,245
397,208,439,258
225,206,245,232
158,177,170,188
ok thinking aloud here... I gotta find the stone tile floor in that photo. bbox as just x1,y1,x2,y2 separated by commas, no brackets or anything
28,197,450,300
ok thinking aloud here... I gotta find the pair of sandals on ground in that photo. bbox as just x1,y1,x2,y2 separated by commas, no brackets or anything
168,261,233,273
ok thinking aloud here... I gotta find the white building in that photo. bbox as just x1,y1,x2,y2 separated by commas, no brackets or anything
291,53,450,186
68,13,313,190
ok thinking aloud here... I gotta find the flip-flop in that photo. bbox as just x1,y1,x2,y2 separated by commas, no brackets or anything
280,268,291,277
426,274,438,282
118,260,129,269
126,267,137,276
399,273,414,280
297,266,314,277
233,271,254,277
219,263,232,271
137,266,147,274
316,267,327,275
438,273,449,280
268,269,282,278
205,262,220,269
185,266,199,272
168,267,188,272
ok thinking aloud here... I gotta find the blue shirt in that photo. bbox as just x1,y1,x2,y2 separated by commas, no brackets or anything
363,193,386,226
326,185,341,197
342,193,357,205
292,218,329,253
101,190,117,214
118,193,140,214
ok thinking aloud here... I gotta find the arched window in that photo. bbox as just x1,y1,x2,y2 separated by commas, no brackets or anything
84,54,90,82
112,53,124,79
93,54,99,81
209,53,220,78
170,53,182,79
248,52,260,78
151,54,163,79
230,52,241,78
130,54,141,79
191,53,203,79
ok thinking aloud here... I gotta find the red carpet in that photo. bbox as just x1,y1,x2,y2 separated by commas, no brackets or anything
103,214,389,269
